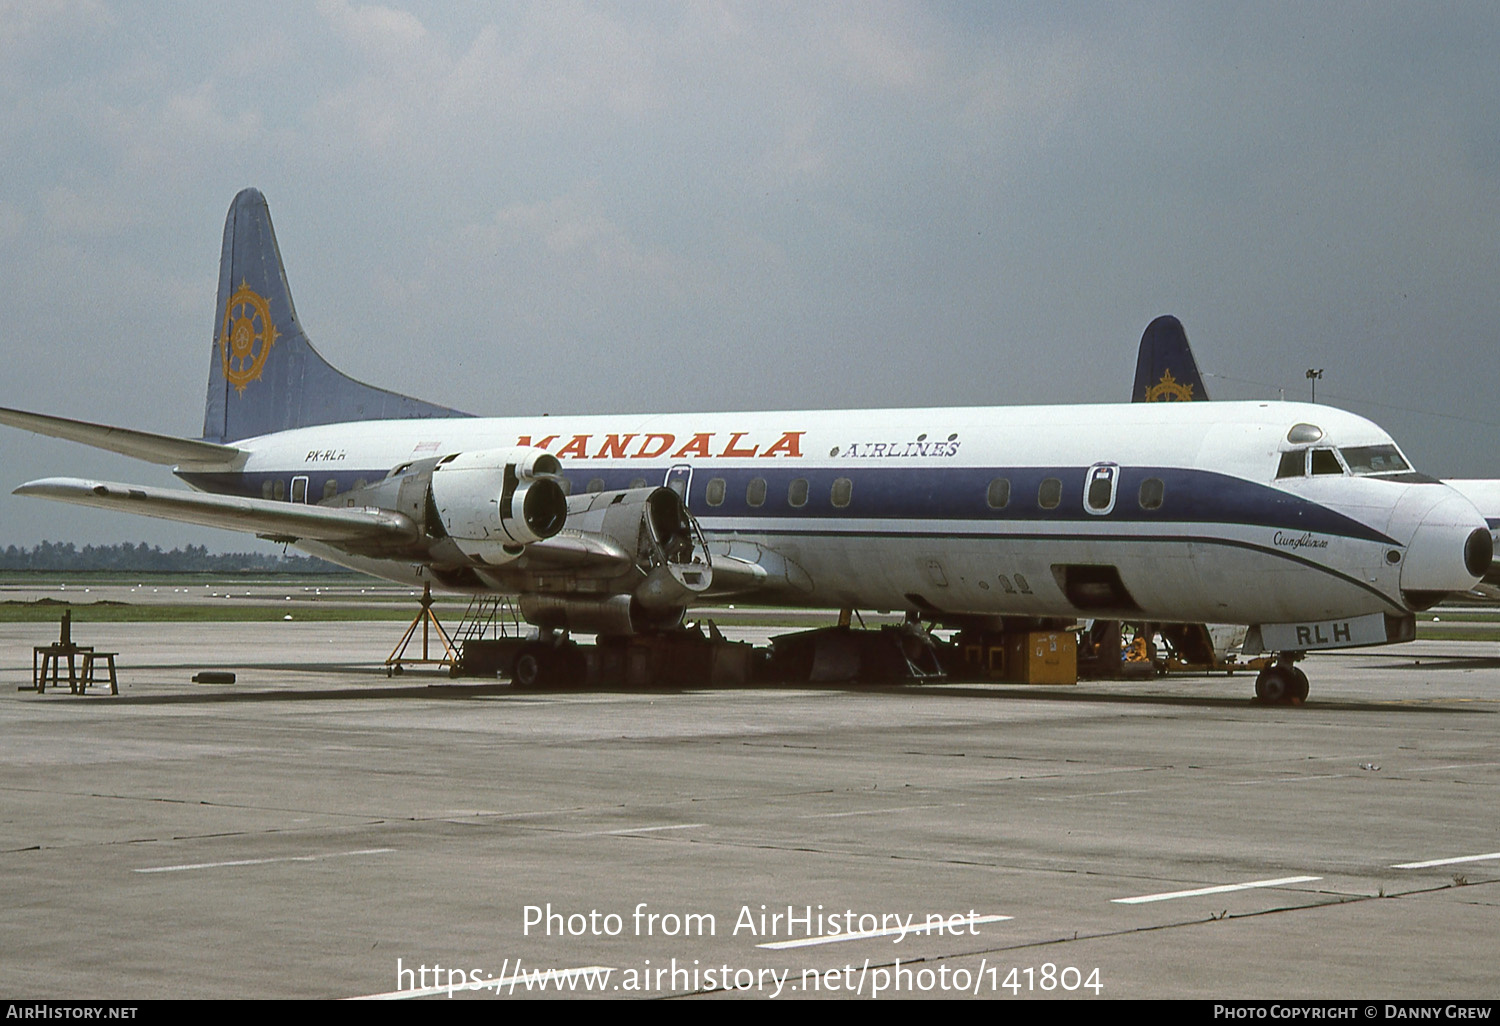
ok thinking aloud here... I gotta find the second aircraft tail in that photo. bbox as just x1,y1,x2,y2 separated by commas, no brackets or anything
1131,315,1209,402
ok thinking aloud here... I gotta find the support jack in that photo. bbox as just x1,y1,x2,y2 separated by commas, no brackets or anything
385,584,457,675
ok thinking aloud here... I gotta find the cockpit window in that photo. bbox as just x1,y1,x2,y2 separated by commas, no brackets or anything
1310,449,1344,475
1276,451,1306,479
1339,444,1411,476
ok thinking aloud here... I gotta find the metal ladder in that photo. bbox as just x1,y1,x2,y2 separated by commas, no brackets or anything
452,595,525,644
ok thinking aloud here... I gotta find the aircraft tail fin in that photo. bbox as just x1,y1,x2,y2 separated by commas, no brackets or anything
1131,315,1210,402
203,188,470,443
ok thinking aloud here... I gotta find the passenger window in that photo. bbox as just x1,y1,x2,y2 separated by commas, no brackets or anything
747,477,767,507
323,479,338,501
629,478,647,489
1310,449,1344,475
1276,451,1306,479
1038,478,1062,510
273,479,286,501
586,478,605,494
706,478,727,506
788,478,809,508
1138,478,1165,510
831,478,852,508
262,480,274,500
986,478,1011,510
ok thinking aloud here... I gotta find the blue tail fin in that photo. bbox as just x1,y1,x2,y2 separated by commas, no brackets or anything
202,188,470,442
1131,315,1210,402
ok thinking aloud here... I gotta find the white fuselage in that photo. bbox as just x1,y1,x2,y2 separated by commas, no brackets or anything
179,399,1488,629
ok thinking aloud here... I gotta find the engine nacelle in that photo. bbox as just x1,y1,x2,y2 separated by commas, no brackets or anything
518,593,686,636
429,447,567,564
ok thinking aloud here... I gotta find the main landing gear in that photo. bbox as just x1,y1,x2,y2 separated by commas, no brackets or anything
1253,652,1309,705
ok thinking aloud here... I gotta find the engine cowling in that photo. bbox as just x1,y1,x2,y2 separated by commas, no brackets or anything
428,447,567,564
518,593,687,636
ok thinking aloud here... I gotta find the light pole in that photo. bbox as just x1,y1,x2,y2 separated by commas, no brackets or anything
1306,368,1323,403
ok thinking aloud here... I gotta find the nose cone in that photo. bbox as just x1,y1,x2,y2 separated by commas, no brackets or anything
1400,490,1492,609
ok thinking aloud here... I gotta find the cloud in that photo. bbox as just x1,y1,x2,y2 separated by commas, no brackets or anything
5,2,1500,551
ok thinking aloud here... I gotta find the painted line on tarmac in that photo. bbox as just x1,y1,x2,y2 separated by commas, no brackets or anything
800,803,963,819
758,914,1011,949
1392,851,1500,869
1033,788,1152,801
135,847,395,873
1112,875,1321,904
584,823,707,836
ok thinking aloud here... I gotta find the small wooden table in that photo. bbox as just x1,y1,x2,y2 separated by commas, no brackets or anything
25,611,118,695
79,651,119,695
31,643,92,693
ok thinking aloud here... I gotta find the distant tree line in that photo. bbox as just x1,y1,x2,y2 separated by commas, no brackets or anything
0,541,349,573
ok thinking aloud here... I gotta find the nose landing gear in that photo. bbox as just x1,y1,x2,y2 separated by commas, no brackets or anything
1254,653,1309,704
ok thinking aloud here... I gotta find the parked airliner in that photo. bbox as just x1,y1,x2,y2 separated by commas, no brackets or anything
1134,314,1500,604
1,190,1490,701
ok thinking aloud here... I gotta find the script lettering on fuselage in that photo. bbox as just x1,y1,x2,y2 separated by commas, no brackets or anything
1273,530,1329,550
834,433,961,459
514,431,805,460
305,449,347,462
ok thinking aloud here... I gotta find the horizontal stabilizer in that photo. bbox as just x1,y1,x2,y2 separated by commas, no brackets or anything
14,477,418,545
0,407,243,466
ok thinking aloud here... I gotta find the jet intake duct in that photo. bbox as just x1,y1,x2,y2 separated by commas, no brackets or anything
429,447,567,564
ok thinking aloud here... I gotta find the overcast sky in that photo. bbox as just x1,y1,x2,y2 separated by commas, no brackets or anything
2,1,1498,550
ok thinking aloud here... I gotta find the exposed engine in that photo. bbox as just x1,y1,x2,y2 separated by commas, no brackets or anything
517,486,714,635
342,454,713,633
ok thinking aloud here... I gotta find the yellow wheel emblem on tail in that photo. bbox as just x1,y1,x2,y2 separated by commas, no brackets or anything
1144,368,1195,402
219,281,279,394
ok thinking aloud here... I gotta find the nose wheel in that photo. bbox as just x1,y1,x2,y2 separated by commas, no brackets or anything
1254,656,1309,704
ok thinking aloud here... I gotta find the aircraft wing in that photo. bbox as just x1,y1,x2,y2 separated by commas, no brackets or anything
13,477,418,545
0,407,242,466
510,536,769,591
516,532,633,570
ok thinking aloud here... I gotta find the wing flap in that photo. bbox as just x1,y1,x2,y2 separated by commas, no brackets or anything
14,477,417,544
0,407,242,466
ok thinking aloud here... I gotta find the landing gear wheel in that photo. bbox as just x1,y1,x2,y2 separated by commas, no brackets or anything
1290,666,1309,703
1254,664,1297,704
513,645,552,689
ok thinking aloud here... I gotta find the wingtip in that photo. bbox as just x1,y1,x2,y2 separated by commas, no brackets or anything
13,477,90,498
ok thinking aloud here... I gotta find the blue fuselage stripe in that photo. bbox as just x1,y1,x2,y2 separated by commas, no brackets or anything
178,464,1400,547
